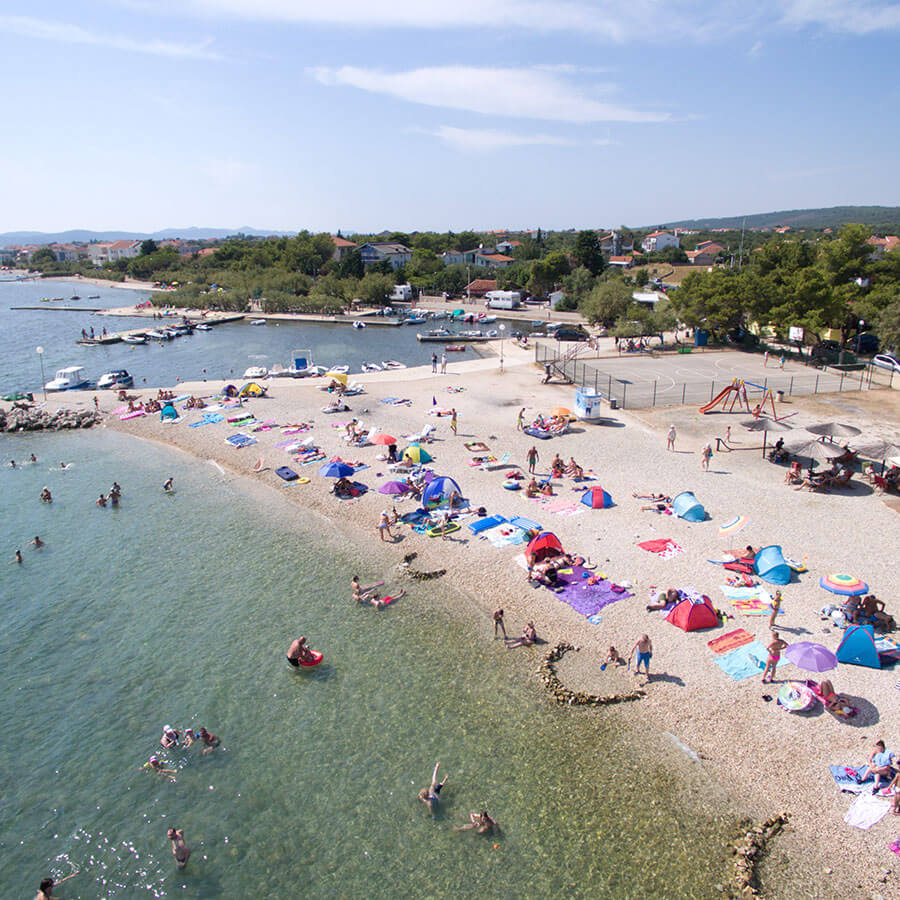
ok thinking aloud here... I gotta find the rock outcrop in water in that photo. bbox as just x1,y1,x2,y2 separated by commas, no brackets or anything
0,405,101,432
538,641,647,706
398,551,447,581
726,813,790,897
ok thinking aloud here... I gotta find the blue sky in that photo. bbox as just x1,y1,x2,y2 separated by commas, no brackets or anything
1,1,898,233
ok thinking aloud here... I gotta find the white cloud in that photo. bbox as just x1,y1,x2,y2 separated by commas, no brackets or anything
0,15,222,59
310,65,669,124
421,125,573,152
748,39,763,56
782,0,900,34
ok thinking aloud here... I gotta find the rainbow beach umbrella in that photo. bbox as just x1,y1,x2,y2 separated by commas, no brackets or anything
819,573,869,596
718,515,749,538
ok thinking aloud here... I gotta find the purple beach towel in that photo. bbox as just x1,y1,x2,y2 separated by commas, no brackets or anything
548,566,633,617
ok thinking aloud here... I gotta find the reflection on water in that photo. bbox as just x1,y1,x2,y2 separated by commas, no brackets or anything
0,430,734,898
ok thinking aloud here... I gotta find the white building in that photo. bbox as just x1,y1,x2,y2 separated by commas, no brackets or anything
640,231,680,254
356,242,412,270
88,240,141,265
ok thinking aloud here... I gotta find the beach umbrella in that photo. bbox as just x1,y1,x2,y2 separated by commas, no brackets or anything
805,422,861,442
318,460,354,478
851,437,900,475
550,407,571,419
324,370,348,384
741,417,794,456
784,642,838,673
718,515,749,554
378,480,411,495
403,444,432,464
370,432,397,445
782,437,844,466
820,573,869,596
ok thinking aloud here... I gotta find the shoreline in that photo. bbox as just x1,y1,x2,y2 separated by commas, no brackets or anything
15,357,900,897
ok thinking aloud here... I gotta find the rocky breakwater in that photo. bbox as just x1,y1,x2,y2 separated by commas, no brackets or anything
1,404,101,432
538,641,647,706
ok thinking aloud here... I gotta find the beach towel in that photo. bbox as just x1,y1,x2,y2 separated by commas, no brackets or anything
714,641,789,681
486,526,528,548
707,629,754,655
465,442,490,452
225,433,257,448
845,793,890,830
548,568,632,618
638,538,684,559
189,412,224,427
829,765,868,794
120,410,145,420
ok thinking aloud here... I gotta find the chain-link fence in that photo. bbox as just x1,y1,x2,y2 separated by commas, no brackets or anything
534,343,896,410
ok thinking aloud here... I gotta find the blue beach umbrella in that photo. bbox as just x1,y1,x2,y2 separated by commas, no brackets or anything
318,460,355,478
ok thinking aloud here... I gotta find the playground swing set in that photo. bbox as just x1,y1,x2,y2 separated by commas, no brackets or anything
699,378,796,422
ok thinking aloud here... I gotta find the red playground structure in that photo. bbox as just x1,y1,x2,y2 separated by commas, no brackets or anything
699,379,751,414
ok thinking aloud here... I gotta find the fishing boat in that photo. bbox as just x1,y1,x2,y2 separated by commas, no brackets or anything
122,334,148,345
415,327,455,342
478,314,497,324
45,366,91,392
87,294,101,299
404,314,428,325
326,364,350,374
445,345,466,352
70,295,81,300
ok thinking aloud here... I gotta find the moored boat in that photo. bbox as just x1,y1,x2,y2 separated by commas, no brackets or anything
97,369,134,390
45,366,91,392
243,366,269,379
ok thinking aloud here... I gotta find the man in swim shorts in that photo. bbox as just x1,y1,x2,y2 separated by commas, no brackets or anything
287,636,313,666
167,827,191,868
418,761,448,811
630,634,653,675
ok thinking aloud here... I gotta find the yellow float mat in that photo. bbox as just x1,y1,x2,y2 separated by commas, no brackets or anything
427,522,460,537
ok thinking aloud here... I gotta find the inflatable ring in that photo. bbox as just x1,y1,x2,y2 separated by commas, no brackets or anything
298,477,310,484
297,650,323,667
503,481,521,490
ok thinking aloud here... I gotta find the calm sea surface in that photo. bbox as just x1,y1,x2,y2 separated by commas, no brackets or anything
0,427,736,898
0,277,484,395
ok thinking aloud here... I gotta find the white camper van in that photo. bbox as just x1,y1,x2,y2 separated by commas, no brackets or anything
485,290,521,310
390,284,413,301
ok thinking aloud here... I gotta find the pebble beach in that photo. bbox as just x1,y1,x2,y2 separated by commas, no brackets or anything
40,339,900,898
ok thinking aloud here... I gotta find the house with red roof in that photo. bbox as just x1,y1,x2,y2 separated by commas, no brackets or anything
866,235,899,260
686,242,725,265
465,278,497,297
331,234,357,262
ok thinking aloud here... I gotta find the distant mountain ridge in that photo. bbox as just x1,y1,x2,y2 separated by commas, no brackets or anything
0,226,292,246
661,206,900,232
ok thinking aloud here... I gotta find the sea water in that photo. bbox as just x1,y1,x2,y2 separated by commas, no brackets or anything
0,428,735,898
0,278,472,395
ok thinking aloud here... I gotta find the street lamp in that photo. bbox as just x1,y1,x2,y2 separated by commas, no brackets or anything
499,324,506,373
36,346,46,400
856,319,865,355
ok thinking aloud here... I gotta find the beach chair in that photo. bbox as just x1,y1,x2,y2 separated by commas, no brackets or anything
480,452,511,471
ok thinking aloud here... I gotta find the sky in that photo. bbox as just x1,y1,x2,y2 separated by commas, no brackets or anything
1,1,898,234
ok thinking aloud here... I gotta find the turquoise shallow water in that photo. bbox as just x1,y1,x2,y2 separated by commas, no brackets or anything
0,429,734,898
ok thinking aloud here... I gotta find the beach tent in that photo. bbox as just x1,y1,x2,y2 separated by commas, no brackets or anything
160,403,178,421
422,475,461,506
525,531,563,566
672,491,706,522
580,486,613,509
239,382,267,398
666,596,719,632
223,384,238,397
753,545,791,586
836,625,882,669
402,444,432,464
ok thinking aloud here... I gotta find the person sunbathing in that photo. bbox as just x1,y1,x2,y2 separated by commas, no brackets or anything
565,457,584,478
823,467,854,488
783,461,802,484
863,740,896,793
641,500,671,514
861,594,895,631
539,481,554,497
506,622,537,648
550,454,564,476
525,479,540,498
793,473,828,491
815,679,856,717
834,445,857,466
842,597,863,624
647,588,680,611
529,560,559,586
633,491,672,502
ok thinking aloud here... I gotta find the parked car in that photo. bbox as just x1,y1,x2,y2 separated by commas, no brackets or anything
872,354,900,374
554,326,590,342
853,333,880,354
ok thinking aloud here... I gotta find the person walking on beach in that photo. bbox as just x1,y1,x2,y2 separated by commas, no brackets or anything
526,445,539,474
630,634,653,675
763,350,769,367
516,408,526,431
167,828,191,869
493,608,507,639
666,425,676,451
761,631,787,684
93,396,99,412
450,408,457,435
725,425,731,443
378,509,395,542
431,353,438,374
768,591,783,630
440,352,447,374
701,442,713,472
418,761,448,811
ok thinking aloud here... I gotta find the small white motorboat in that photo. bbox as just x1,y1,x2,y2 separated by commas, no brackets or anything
45,366,91,392
194,323,212,331
381,360,406,370
250,319,266,326
353,321,366,329
326,365,350,374
97,369,134,390
145,329,171,341
360,362,382,373
122,334,147,345
243,366,269,379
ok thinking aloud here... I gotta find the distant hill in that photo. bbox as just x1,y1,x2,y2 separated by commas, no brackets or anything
0,226,292,246
661,206,900,232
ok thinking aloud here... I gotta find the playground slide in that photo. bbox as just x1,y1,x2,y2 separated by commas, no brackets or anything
699,386,735,414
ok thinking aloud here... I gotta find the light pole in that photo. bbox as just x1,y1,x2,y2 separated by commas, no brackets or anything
499,324,505,373
36,346,46,400
857,319,865,355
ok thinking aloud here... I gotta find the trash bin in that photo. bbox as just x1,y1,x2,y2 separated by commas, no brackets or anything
609,398,618,410
776,390,784,401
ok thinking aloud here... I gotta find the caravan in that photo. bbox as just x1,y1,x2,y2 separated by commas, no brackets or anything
485,290,521,310
390,284,413,302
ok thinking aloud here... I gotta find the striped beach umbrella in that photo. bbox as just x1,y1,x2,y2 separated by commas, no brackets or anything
819,573,868,596
718,515,749,538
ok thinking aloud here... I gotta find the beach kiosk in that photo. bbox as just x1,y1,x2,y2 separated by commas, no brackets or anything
574,386,604,422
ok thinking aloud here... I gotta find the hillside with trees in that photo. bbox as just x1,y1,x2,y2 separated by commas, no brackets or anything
663,206,900,233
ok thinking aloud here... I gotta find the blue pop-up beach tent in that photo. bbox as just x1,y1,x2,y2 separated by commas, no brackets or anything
672,491,706,522
160,403,178,420
753,545,792,586
836,624,882,669
422,475,461,506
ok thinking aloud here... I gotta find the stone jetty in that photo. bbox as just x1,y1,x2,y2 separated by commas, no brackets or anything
1,404,101,432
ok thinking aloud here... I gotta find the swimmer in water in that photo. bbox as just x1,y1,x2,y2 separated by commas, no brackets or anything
59,462,68,469
160,725,181,749
12,549,23,565
40,487,52,503
418,761,448,811
143,756,176,780
36,870,78,900
166,828,191,868
163,477,174,492
351,575,378,604
371,589,406,610
455,810,498,835
9,459,16,468
30,536,44,549
196,726,220,755
95,494,108,508
286,636,314,666
30,453,37,463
